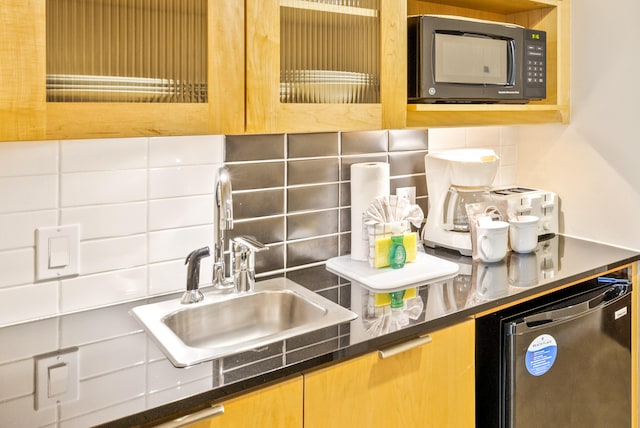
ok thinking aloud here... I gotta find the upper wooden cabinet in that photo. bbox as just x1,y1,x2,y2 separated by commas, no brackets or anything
245,0,406,133
0,0,569,142
245,0,569,133
1,0,243,142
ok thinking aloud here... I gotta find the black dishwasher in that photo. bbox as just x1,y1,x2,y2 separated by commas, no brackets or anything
476,277,632,428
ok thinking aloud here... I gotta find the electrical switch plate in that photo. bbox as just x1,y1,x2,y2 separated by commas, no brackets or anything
36,225,80,281
34,348,79,410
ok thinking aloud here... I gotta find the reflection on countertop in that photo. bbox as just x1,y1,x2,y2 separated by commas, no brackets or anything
1,235,637,427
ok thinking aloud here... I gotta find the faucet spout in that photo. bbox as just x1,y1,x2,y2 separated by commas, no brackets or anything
216,167,233,231
213,166,234,289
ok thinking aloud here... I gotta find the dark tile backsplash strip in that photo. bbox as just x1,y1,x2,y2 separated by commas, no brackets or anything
224,129,428,294
225,133,285,161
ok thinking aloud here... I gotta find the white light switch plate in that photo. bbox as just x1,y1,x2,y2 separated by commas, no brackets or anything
36,225,80,281
34,347,79,410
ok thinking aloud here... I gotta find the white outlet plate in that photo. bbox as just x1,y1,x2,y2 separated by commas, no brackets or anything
34,348,79,410
36,225,80,281
396,187,417,205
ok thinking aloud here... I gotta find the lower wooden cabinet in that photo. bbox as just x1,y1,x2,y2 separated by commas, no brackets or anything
187,376,303,428
303,319,475,428
173,319,474,427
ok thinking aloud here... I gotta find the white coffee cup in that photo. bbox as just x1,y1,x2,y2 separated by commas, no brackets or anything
476,220,509,263
509,215,539,253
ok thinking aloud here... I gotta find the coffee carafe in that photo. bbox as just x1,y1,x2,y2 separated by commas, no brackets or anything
443,186,490,232
424,149,499,255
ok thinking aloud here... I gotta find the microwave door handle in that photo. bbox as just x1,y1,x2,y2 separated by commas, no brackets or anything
508,39,516,85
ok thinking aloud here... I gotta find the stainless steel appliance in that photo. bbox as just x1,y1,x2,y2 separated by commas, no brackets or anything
408,15,546,104
491,186,559,237
476,277,632,427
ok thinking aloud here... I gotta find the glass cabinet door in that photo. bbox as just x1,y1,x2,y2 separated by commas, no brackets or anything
279,0,380,105
246,0,405,133
44,0,246,140
46,0,208,104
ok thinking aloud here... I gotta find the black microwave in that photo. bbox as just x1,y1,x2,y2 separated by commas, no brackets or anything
408,15,546,104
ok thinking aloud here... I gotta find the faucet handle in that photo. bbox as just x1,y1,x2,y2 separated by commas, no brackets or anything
231,237,269,293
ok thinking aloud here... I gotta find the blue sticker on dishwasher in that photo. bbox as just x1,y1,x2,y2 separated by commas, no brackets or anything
525,334,557,376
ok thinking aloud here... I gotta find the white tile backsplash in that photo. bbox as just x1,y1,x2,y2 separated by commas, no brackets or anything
0,210,58,251
149,195,214,231
0,248,36,288
465,126,502,149
148,164,219,199
78,333,146,379
61,170,147,207
426,127,466,151
148,259,189,295
0,395,57,428
0,318,58,362
59,365,146,420
0,175,58,214
0,359,34,401
149,134,224,167
0,140,59,177
0,282,58,325
79,235,147,275
148,225,213,263
61,138,148,172
60,302,141,347
60,266,147,312
61,202,147,240
147,358,213,393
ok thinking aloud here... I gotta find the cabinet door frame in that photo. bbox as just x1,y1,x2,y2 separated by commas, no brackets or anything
1,0,244,142
245,0,407,134
304,319,476,428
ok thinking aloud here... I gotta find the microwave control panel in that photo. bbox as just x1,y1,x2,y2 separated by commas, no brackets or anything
523,29,546,99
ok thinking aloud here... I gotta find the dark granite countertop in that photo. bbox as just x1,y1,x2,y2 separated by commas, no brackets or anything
6,235,637,427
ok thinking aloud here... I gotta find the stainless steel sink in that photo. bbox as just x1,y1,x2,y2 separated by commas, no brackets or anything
131,278,357,367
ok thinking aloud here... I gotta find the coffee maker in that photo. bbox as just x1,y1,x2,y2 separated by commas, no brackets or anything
423,149,500,255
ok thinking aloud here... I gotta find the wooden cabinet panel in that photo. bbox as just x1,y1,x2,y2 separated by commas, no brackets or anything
1,0,244,142
187,376,303,428
304,319,475,428
0,1,46,141
1,0,570,141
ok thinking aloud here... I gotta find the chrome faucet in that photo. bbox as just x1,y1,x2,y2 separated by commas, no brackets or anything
213,166,234,289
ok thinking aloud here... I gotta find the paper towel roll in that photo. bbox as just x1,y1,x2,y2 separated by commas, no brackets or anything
350,162,390,261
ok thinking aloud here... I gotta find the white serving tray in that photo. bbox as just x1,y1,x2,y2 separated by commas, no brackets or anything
326,252,460,292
